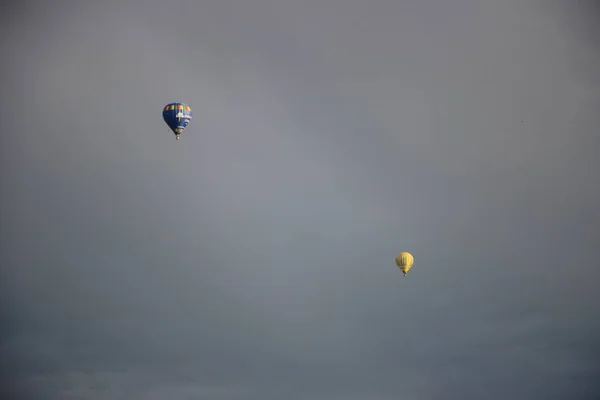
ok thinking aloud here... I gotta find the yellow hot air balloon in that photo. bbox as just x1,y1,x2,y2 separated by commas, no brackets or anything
395,252,414,276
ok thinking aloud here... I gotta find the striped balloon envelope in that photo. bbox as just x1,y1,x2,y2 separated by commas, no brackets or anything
162,102,192,140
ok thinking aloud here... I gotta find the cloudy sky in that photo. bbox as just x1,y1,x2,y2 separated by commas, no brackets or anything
1,0,599,399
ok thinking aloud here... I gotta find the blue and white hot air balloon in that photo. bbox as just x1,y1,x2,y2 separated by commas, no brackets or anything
162,102,192,140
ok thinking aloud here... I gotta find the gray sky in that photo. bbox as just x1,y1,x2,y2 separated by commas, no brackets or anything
1,0,599,399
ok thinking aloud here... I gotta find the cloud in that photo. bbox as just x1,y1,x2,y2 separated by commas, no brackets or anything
1,0,599,399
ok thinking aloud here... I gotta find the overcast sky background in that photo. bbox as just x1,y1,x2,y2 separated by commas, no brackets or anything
1,0,599,399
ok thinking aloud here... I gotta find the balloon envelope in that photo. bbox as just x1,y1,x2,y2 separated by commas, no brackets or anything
163,102,192,138
395,252,414,275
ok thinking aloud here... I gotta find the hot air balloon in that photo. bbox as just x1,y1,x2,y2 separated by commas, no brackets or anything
395,252,414,276
163,102,192,140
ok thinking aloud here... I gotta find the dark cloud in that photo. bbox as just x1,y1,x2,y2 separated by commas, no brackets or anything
1,0,599,399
